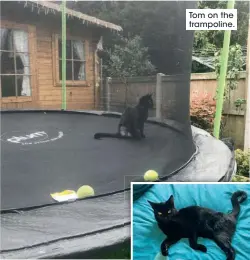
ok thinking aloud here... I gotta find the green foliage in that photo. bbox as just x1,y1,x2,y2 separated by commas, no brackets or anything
232,175,250,182
193,1,249,73
104,35,155,80
193,31,216,55
234,98,246,111
235,149,250,178
69,1,249,74
192,30,216,73
195,1,249,49
214,44,244,100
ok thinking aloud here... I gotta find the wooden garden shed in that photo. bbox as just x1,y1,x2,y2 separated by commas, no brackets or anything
0,1,122,110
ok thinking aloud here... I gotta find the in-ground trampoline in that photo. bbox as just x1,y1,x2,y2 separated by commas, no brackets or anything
0,1,236,259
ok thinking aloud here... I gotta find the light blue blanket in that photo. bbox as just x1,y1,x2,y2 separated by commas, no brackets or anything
133,183,250,260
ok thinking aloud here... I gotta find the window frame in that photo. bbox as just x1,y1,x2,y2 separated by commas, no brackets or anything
52,34,89,87
0,20,36,102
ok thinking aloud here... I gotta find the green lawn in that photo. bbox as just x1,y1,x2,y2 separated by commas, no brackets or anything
102,246,130,259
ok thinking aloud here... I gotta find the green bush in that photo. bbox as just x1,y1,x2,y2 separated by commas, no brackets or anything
235,149,250,177
232,175,250,182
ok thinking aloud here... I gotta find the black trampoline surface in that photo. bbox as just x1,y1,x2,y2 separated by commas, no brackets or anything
1,111,195,211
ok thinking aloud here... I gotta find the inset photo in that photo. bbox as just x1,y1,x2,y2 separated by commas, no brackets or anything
132,183,250,260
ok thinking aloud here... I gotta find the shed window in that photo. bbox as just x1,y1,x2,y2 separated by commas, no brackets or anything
0,28,31,97
58,39,86,81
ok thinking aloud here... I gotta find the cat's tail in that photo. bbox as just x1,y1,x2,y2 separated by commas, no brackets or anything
94,133,132,140
230,190,247,218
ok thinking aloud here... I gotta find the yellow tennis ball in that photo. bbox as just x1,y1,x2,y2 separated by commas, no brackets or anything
144,170,159,181
77,185,95,199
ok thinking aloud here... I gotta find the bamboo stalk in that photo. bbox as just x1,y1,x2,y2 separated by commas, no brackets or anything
213,0,235,138
61,0,66,110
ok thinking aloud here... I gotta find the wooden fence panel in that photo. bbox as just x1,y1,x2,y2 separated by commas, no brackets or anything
103,72,246,148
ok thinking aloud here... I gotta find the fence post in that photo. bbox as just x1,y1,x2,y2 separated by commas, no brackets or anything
105,77,111,111
156,73,164,120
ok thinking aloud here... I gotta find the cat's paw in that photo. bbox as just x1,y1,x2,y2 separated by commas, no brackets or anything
227,248,235,260
160,243,168,256
197,244,207,253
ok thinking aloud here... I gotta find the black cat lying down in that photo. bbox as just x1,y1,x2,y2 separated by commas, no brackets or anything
148,190,247,260
94,93,153,140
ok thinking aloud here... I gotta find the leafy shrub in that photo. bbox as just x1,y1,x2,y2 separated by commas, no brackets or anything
190,91,216,134
235,149,250,177
104,35,155,79
215,44,244,101
232,175,250,182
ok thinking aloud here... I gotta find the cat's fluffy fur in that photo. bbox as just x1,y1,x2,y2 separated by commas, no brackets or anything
94,93,153,140
148,190,247,260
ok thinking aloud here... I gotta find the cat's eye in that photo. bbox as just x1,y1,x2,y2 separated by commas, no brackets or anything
167,210,171,214
158,212,162,216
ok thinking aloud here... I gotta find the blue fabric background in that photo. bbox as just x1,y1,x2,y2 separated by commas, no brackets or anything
133,184,250,260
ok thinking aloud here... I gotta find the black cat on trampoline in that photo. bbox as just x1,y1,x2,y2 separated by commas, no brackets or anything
94,93,153,140
148,190,247,260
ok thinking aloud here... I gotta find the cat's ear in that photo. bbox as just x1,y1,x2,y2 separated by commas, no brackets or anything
166,195,174,206
148,200,157,208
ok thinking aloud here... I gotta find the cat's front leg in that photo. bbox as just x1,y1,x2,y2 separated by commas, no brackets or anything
130,123,141,140
160,239,169,256
131,128,142,140
140,128,145,138
139,123,145,138
189,233,207,252
160,237,180,256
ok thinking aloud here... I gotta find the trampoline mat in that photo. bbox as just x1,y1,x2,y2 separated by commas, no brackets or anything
1,112,193,210
133,183,250,260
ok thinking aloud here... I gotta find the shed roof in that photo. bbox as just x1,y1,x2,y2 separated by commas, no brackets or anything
21,1,122,32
